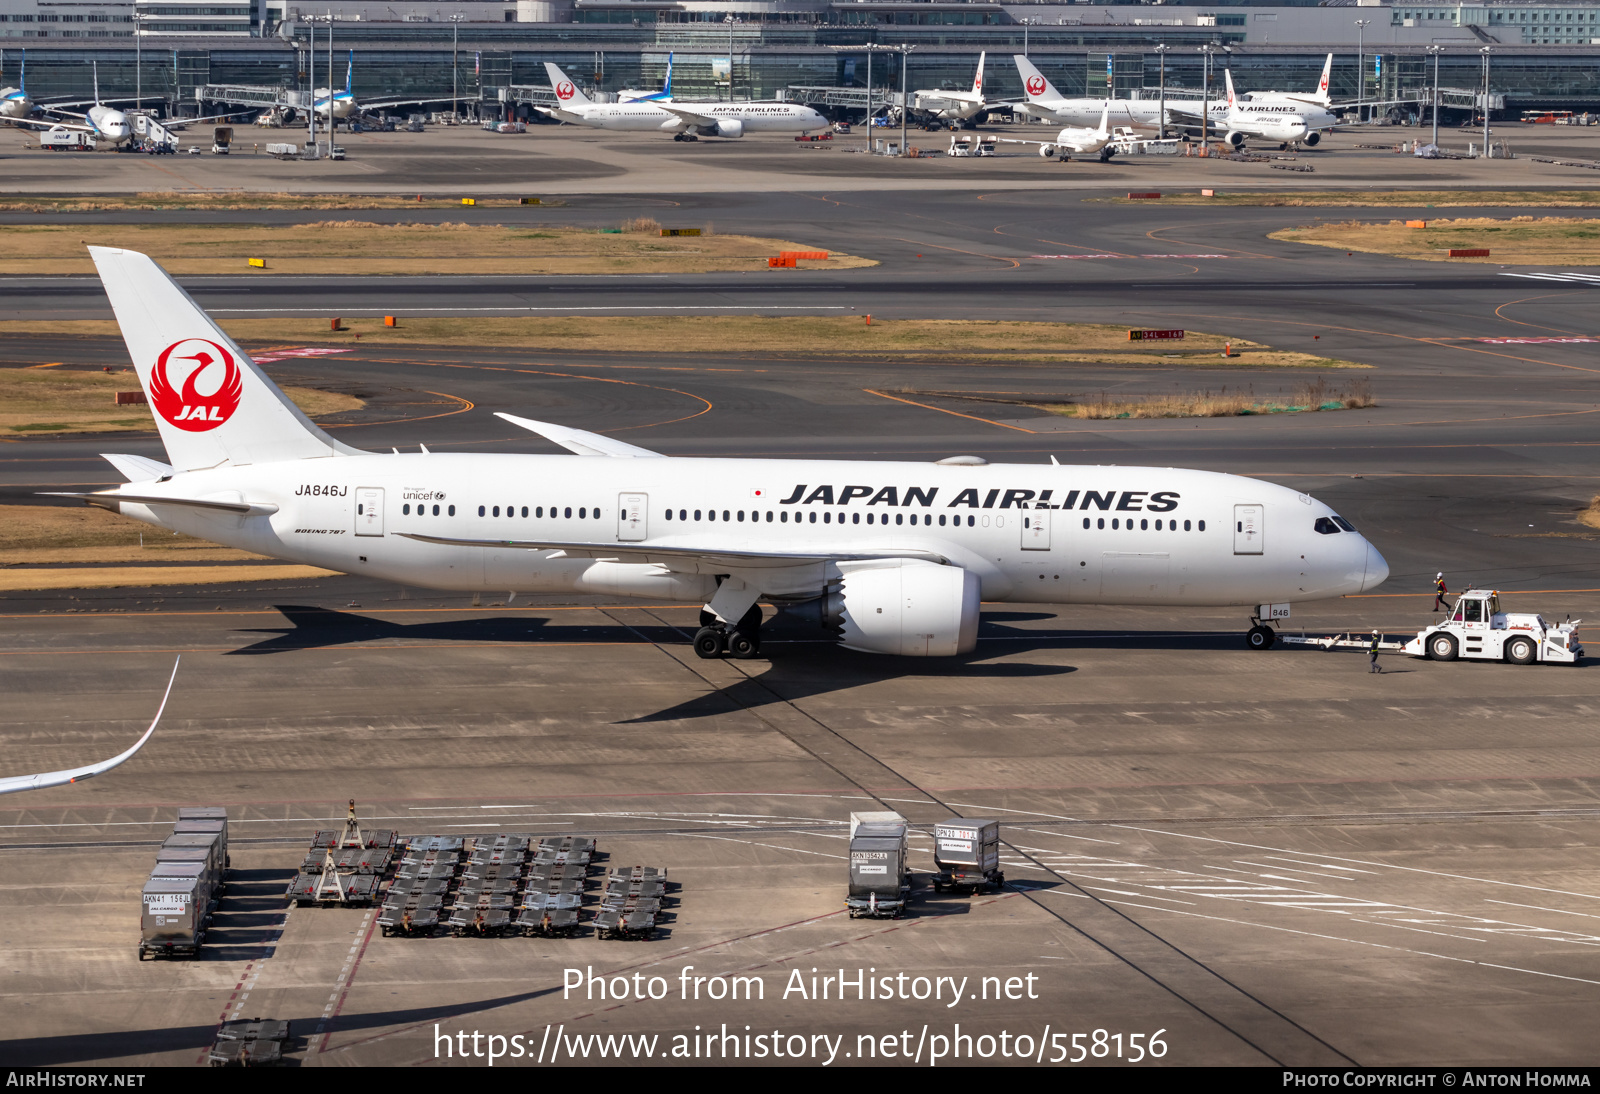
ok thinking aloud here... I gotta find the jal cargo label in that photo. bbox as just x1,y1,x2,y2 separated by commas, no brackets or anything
150,338,243,432
144,894,188,915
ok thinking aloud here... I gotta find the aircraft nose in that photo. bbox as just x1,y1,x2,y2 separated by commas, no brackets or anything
1361,540,1389,592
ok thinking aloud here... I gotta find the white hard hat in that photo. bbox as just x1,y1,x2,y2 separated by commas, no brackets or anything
1436,572,1443,579
1372,629,1379,634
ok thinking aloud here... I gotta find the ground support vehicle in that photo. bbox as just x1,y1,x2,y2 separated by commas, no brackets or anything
595,866,669,939
931,819,1004,894
1279,590,1582,666
41,128,93,151
847,812,911,918
209,1019,292,1067
1403,590,1582,664
378,891,444,936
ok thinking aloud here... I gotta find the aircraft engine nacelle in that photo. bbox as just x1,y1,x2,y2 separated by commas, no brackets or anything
1038,143,1056,158
714,118,744,138
822,560,979,657
1223,130,1247,149
1303,130,1321,147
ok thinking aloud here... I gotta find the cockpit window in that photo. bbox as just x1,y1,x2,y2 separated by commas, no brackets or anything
1314,517,1341,535
1332,516,1356,532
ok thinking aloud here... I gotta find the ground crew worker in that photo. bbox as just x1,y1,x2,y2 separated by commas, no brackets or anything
1434,572,1449,612
1369,629,1383,673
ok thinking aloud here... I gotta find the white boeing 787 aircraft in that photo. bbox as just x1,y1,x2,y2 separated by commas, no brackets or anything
59,248,1387,660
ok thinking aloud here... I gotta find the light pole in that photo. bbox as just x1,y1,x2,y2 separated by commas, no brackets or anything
133,11,143,114
898,42,913,156
307,18,316,152
1427,44,1442,146
1154,43,1168,140
1355,19,1370,122
1021,17,1039,58
450,13,465,120
1199,43,1213,147
1480,45,1492,156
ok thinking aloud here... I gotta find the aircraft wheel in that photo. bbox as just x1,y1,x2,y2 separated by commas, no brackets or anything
727,629,760,660
1427,632,1458,662
1506,636,1536,665
1246,625,1276,651
693,627,725,659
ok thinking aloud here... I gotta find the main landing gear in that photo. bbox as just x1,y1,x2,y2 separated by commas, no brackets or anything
693,604,763,661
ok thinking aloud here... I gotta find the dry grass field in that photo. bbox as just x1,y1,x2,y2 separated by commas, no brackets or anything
0,367,361,435
0,219,871,276
1269,216,1600,265
1110,190,1600,208
0,317,1367,368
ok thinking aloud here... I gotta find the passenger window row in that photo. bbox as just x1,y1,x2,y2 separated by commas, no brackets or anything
473,505,602,520
402,503,456,516
662,508,976,527
1083,517,1204,532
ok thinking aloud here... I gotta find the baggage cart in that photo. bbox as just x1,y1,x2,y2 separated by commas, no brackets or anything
448,906,513,936
931,819,1004,893
595,906,657,941
209,1039,282,1067
528,862,589,884
287,864,379,906
526,877,586,897
379,895,442,936
516,905,580,937
394,860,458,883
140,877,208,959
847,821,911,918
463,862,524,882
215,1018,291,1044
176,807,230,865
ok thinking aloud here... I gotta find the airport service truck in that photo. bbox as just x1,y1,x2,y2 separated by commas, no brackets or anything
41,128,93,152
931,818,1004,893
212,126,233,154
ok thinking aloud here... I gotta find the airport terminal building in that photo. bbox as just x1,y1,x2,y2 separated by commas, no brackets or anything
2,0,1599,113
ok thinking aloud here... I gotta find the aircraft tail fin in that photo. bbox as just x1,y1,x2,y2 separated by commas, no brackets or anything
1097,103,1110,135
1225,68,1237,111
972,51,985,96
17,49,24,94
92,60,100,106
1013,55,1062,104
664,52,673,97
87,247,361,472
544,62,592,106
1315,53,1332,105
346,50,353,94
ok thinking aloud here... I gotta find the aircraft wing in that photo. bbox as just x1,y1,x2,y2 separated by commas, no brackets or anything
0,657,177,796
2,117,89,132
495,413,665,458
654,103,721,128
395,532,947,569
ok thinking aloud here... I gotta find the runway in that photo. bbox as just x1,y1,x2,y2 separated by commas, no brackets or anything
1,179,1598,1067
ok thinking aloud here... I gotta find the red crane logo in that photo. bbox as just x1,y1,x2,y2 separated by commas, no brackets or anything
149,338,243,432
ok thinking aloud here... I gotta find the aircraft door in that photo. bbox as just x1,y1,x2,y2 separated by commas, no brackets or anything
1021,508,1051,550
617,493,648,541
1233,504,1263,555
354,487,384,536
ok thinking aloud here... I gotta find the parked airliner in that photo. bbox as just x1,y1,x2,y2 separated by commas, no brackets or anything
61,247,1387,660
541,62,828,140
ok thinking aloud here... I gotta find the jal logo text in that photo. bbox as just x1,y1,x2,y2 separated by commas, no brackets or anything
555,81,576,101
1026,76,1046,96
149,338,243,433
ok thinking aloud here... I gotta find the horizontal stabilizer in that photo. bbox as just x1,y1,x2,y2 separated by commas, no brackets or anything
101,453,174,483
42,490,277,516
495,413,665,458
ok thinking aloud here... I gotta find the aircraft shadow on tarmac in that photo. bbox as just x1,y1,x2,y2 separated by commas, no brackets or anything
0,988,563,1066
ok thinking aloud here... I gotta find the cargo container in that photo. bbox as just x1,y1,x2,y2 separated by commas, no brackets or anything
931,819,1004,893
162,831,224,892
140,877,208,959
155,844,221,897
173,818,229,868
847,821,911,918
